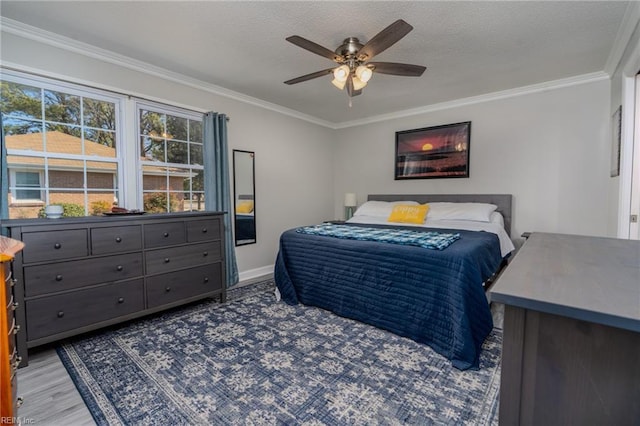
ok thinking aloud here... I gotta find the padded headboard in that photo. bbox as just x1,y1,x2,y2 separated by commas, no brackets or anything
367,194,513,237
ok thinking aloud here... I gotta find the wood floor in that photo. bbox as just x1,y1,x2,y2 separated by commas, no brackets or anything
17,345,95,425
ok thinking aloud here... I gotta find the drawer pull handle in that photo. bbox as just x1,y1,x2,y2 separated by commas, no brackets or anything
163,232,169,237
57,311,64,318
54,243,62,249
118,297,125,304
12,302,18,311
11,278,17,287
115,237,122,243
55,275,63,281
164,258,170,263
165,286,171,292
202,228,208,233
12,356,22,369
203,251,208,257
204,277,209,283
13,325,20,334
116,265,124,271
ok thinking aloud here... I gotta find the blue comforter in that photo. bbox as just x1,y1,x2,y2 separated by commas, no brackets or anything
274,223,503,370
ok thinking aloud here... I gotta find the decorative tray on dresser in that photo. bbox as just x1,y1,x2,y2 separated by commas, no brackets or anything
1,235,25,422
1,211,226,367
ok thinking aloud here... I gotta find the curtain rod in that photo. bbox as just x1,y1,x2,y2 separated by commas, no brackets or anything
1,65,230,121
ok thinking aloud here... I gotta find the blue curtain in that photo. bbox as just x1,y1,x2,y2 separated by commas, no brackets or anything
1,115,8,235
203,112,239,287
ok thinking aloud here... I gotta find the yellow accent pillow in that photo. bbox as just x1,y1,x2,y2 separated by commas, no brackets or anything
387,204,429,224
236,200,254,213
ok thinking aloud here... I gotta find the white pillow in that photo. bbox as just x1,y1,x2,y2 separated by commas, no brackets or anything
490,211,505,227
426,202,498,222
353,200,418,218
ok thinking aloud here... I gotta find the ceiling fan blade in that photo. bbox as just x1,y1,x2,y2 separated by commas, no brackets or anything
286,36,344,62
284,68,334,85
369,62,426,76
357,19,413,61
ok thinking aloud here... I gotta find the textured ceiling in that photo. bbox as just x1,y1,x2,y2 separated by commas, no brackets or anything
0,1,629,125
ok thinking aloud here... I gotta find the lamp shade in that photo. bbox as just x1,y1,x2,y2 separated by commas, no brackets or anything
344,193,357,207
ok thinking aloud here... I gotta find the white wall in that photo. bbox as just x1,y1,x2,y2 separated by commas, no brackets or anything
333,79,612,244
1,32,336,278
609,18,640,238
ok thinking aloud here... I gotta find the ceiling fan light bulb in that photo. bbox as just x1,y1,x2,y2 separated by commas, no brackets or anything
333,65,349,82
356,65,373,82
331,78,346,90
352,75,367,90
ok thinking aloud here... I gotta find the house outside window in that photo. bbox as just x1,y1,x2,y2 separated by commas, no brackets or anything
1,71,205,219
1,75,121,218
137,103,204,213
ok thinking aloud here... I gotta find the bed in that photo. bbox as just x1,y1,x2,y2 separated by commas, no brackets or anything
274,194,514,370
234,194,256,244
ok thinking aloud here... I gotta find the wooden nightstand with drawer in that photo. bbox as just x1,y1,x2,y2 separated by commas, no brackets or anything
2,212,226,367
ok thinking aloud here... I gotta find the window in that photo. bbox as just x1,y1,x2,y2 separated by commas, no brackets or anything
138,103,204,213
12,171,43,201
1,71,205,219
1,74,121,218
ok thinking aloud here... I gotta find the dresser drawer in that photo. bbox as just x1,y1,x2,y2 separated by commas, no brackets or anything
24,253,143,297
26,279,144,340
145,241,221,275
147,263,223,308
144,222,186,248
21,229,88,263
91,225,142,255
186,218,222,242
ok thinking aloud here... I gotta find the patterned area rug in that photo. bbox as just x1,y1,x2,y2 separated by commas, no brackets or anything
57,279,501,425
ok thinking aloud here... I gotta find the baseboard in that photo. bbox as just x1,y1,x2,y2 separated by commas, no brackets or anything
238,264,274,285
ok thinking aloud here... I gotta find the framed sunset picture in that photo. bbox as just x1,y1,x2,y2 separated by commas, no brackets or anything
395,121,471,180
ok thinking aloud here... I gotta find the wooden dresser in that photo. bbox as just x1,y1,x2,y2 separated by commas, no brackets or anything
1,235,25,423
1,212,226,367
490,232,640,425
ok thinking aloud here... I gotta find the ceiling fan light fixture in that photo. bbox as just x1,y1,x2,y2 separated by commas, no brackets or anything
331,78,347,90
333,65,350,82
355,65,373,83
352,75,368,91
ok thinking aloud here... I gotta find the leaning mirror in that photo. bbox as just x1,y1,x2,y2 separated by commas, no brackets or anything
233,150,256,246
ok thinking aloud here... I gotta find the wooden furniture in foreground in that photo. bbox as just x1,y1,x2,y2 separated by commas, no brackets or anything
2,212,226,367
491,232,640,425
1,235,25,423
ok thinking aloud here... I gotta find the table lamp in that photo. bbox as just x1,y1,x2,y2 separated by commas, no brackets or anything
344,193,357,220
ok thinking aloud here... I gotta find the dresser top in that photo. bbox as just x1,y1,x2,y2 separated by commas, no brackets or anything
0,235,25,261
490,232,640,332
0,211,225,227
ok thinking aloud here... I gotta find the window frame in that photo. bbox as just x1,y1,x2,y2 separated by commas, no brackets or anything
135,100,204,213
9,169,44,204
2,70,126,216
2,70,207,219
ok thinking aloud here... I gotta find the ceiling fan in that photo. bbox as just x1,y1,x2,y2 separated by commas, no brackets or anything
284,19,426,98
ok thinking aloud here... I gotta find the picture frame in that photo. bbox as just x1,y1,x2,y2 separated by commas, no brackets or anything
610,106,622,177
395,121,471,180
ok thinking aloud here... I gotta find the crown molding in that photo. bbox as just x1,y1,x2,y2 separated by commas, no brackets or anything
604,1,640,76
0,17,335,129
334,72,610,129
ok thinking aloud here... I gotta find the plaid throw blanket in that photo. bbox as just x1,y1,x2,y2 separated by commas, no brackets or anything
297,224,460,250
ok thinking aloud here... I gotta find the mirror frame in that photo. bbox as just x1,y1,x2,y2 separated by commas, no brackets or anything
232,149,256,246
